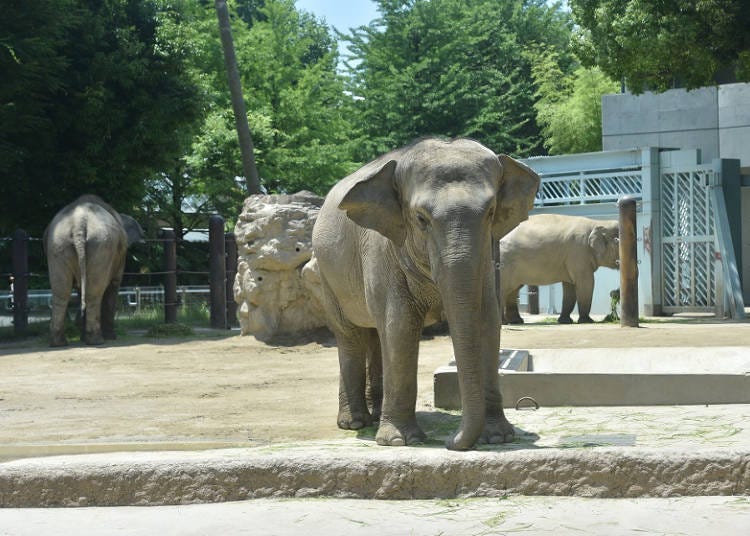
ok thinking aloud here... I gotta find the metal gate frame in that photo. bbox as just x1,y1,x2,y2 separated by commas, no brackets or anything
659,167,720,313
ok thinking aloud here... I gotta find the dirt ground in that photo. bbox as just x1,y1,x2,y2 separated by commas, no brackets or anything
1,316,749,460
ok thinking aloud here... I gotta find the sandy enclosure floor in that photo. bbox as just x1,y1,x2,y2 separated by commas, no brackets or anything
1,318,749,459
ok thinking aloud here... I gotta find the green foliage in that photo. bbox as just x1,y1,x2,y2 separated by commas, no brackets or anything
0,0,206,236
182,0,357,198
531,48,619,154
343,0,574,160
570,0,750,94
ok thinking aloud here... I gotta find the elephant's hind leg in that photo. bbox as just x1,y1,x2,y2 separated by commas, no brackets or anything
503,286,525,324
336,325,377,430
101,281,119,340
49,276,73,347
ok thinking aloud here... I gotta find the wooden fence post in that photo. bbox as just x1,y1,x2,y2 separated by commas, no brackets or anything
161,229,177,324
12,229,29,336
527,285,539,315
618,196,639,327
209,215,227,329
224,232,238,328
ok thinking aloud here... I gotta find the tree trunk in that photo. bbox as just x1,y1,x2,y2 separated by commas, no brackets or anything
214,0,262,195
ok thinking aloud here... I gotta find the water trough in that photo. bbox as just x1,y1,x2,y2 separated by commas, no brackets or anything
433,347,750,408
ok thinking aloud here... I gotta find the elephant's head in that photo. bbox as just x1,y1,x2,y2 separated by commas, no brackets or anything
119,214,145,246
589,222,620,269
338,138,539,449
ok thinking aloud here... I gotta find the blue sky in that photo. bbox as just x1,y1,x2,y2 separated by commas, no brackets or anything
295,0,379,33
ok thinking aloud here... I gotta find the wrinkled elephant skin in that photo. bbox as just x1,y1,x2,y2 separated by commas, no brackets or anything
44,195,144,346
311,138,539,450
499,214,619,324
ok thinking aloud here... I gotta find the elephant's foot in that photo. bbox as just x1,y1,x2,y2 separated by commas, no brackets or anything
103,330,117,340
85,330,105,345
479,414,516,445
578,315,595,324
505,315,524,325
337,408,372,430
557,315,573,324
375,417,426,446
49,334,68,347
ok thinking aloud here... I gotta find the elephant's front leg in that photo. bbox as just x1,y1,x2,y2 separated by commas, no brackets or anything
558,282,576,324
575,272,595,323
481,276,515,444
376,313,426,446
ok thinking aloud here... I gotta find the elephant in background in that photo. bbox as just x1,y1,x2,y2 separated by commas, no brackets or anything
310,138,539,450
499,214,619,324
44,195,144,346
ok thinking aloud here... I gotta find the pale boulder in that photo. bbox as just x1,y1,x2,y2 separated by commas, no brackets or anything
233,192,326,341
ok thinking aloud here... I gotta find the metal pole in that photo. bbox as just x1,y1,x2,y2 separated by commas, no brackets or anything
224,232,238,328
12,229,28,336
618,196,639,327
162,229,177,324
209,215,227,329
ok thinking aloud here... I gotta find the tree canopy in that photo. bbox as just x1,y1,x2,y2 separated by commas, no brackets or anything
343,0,574,160
570,0,750,94
0,0,205,236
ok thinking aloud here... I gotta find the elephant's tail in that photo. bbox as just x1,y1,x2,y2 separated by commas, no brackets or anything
73,219,88,313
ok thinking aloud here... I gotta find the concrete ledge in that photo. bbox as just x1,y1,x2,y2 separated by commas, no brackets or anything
2,445,749,507
434,347,750,409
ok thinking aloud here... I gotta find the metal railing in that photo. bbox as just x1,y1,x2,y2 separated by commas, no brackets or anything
534,168,643,207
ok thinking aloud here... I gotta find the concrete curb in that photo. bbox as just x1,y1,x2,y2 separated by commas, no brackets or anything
2,444,749,507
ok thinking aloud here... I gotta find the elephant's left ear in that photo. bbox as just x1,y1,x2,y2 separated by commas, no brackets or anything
493,155,540,239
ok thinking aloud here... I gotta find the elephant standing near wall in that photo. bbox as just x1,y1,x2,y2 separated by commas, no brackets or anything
44,195,144,346
499,214,619,324
309,138,539,450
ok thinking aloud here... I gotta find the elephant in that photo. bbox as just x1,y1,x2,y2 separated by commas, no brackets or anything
44,195,144,346
498,214,619,325
310,138,540,450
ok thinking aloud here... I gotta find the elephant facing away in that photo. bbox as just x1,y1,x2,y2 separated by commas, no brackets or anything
44,195,144,346
499,214,619,324
310,138,539,450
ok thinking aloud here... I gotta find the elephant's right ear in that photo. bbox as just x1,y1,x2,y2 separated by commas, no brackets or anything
338,159,405,245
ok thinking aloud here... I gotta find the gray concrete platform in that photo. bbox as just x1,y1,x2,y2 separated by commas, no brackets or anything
2,402,750,508
435,347,750,408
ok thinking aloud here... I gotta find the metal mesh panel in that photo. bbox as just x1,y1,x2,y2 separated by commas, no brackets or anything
660,171,716,310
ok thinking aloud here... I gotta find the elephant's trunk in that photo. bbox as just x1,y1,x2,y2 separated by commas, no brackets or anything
435,248,487,451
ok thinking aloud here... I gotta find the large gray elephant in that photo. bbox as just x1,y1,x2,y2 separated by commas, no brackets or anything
44,195,144,346
310,138,540,450
499,214,619,324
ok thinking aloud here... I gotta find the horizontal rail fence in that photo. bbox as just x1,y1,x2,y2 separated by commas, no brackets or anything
534,166,643,207
2,215,237,337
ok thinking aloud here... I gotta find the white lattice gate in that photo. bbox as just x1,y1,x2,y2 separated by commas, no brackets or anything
660,168,718,312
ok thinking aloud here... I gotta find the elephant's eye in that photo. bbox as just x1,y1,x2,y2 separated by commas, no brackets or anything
415,212,430,230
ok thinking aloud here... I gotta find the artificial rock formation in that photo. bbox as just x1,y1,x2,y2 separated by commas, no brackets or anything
233,192,326,341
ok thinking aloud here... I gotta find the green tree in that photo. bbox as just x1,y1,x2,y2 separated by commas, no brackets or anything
531,48,620,154
343,0,573,160
181,0,357,200
0,0,206,236
570,0,750,94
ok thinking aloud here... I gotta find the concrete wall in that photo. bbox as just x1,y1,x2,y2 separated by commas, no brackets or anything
602,82,750,169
